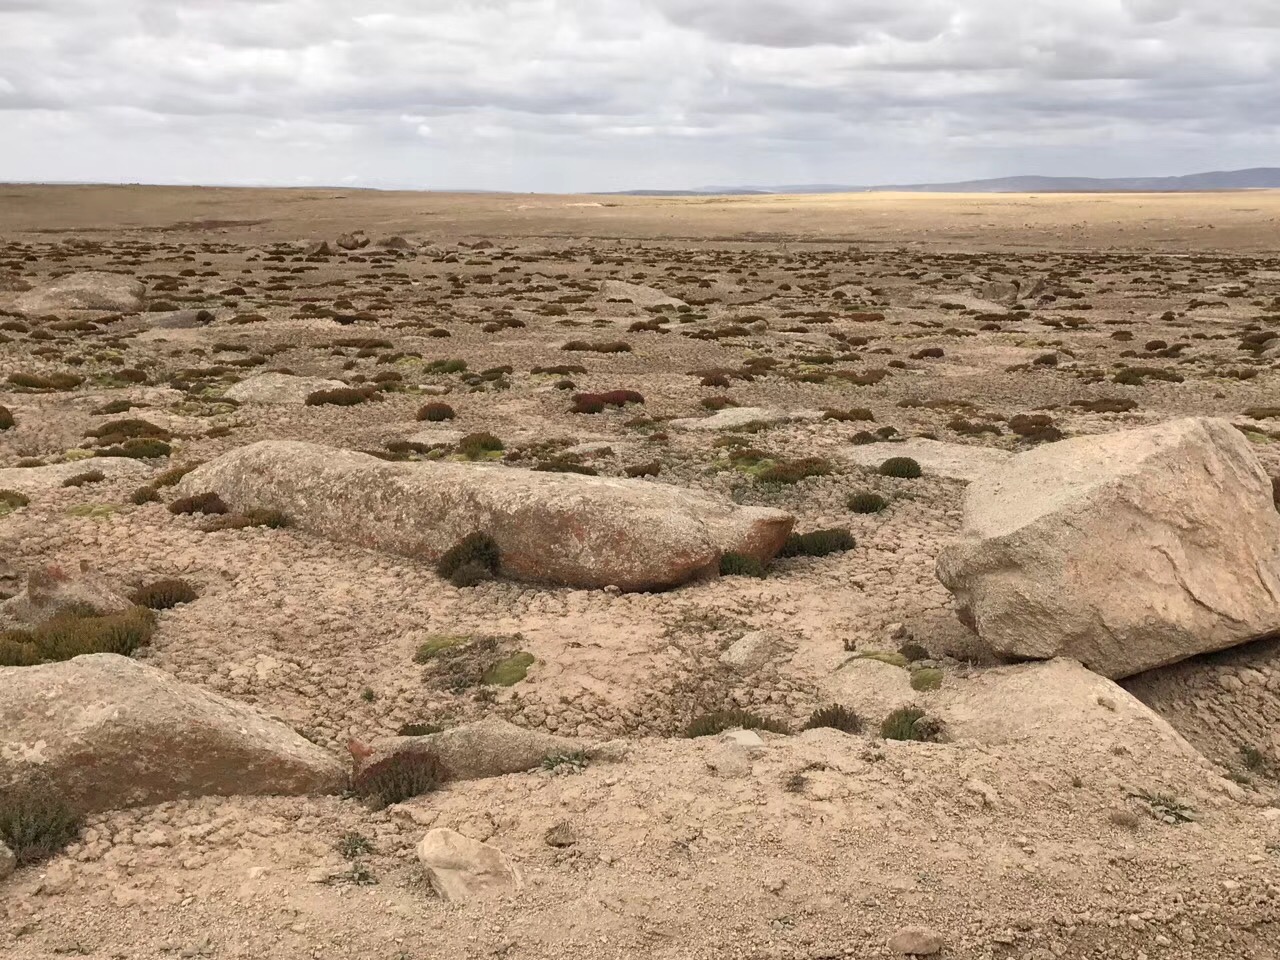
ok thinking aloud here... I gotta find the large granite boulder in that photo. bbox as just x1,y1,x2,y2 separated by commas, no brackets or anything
936,418,1280,678
175,441,793,591
1,654,346,813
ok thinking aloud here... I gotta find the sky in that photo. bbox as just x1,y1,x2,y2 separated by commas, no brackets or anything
1,0,1277,192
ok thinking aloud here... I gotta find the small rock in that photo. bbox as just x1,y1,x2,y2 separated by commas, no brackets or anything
0,840,15,880
721,729,767,754
416,828,521,902
889,926,944,956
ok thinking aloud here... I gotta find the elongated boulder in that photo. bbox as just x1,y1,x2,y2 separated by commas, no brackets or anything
352,717,583,784
15,271,145,314
1,654,347,813
175,441,793,591
936,418,1280,678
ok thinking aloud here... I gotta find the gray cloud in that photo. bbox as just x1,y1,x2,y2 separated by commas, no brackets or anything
0,0,1276,191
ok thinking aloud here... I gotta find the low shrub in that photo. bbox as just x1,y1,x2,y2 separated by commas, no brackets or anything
0,490,31,515
86,419,171,443
847,491,888,514
352,748,444,809
880,706,944,742
482,651,535,686
719,552,766,578
562,340,632,353
95,438,171,459
0,781,82,866
684,709,790,738
305,386,379,406
624,461,661,478
0,606,156,666
779,528,855,558
756,457,832,485
458,432,503,459
1008,413,1064,442
8,371,84,391
910,668,944,692
823,408,875,422
201,508,290,531
437,532,500,586
878,457,922,479
168,492,228,516
130,578,198,610
61,469,105,488
416,402,455,422
804,704,863,734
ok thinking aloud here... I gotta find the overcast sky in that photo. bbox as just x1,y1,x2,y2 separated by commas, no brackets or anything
1,0,1277,192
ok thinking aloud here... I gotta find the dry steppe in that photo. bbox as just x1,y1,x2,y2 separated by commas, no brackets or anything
3,185,1280,960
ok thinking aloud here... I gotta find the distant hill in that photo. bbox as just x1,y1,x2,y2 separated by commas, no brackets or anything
610,167,1280,196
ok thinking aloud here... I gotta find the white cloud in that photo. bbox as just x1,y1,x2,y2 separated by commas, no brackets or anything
0,0,1275,190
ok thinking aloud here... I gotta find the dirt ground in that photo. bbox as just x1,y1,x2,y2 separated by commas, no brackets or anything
2,186,1280,959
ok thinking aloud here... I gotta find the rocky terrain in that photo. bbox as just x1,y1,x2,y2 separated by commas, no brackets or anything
2,186,1280,960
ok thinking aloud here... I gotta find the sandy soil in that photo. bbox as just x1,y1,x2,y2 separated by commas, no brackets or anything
2,186,1279,960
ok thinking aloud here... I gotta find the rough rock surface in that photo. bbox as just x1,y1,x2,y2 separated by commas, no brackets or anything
15,271,145,314
936,417,1280,678
0,457,151,494
0,654,347,813
175,441,794,591
224,373,348,405
0,841,14,880
358,717,583,783
416,828,522,901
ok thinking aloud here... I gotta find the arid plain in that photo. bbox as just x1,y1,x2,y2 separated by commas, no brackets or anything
3,185,1280,960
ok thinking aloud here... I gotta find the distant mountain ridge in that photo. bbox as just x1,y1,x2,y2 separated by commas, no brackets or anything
611,167,1280,196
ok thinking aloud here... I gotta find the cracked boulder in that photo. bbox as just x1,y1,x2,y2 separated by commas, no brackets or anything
936,417,1280,678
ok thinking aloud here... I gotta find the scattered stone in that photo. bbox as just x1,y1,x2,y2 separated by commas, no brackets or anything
224,373,348,405
416,828,521,901
937,418,1280,677
176,441,794,591
15,271,145,314
0,654,347,814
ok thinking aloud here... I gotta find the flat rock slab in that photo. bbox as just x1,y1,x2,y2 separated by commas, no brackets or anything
0,458,151,494
176,441,793,591
937,417,1280,678
0,654,347,814
224,373,347,405
670,407,823,432
15,271,145,315
843,439,1012,482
